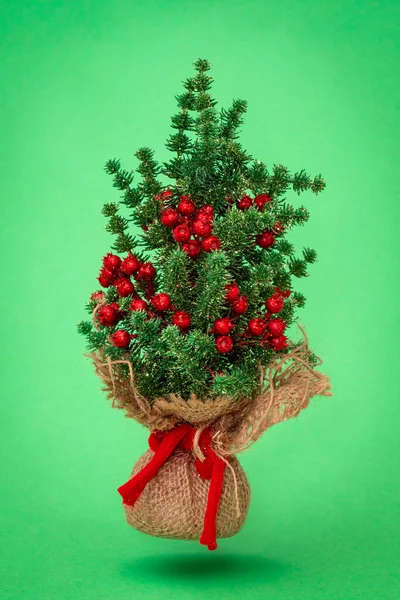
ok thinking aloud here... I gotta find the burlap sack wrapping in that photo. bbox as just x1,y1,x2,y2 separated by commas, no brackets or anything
124,449,250,540
89,327,331,543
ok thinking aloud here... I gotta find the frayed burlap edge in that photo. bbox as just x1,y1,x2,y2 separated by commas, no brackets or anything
88,326,331,455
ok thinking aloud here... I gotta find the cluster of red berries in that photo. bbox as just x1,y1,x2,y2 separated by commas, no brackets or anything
160,196,221,258
262,288,290,350
95,252,194,349
98,252,156,292
132,293,192,331
227,193,285,250
231,193,272,211
156,191,284,254
211,316,235,354
94,250,290,353
245,315,288,350
225,282,249,315
208,284,290,354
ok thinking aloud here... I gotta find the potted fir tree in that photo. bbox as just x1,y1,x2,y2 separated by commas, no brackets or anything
78,59,331,551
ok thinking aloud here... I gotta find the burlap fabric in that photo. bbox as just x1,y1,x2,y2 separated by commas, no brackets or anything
124,449,250,540
89,328,331,542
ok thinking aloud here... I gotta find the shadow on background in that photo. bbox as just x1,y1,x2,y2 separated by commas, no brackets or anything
121,552,289,584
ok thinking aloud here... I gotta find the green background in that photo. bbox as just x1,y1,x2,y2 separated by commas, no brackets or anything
1,1,399,598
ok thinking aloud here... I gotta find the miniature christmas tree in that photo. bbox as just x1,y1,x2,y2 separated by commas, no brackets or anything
78,59,331,551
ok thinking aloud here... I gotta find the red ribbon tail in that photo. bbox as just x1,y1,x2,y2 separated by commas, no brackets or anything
117,424,191,506
200,455,226,551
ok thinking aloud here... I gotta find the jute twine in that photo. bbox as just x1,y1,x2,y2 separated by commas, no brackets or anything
88,325,331,541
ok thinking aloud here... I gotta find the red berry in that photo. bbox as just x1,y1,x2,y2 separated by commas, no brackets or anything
151,293,171,311
115,277,135,297
161,207,180,228
254,193,271,210
121,254,141,276
178,196,196,216
98,267,116,288
273,221,285,235
138,262,156,280
232,294,248,314
90,291,105,302
195,212,212,224
197,204,214,219
248,318,266,336
183,239,201,258
201,235,221,252
267,318,286,336
269,335,288,351
215,335,233,354
192,219,212,237
213,317,234,335
173,224,191,243
213,370,226,378
225,282,240,303
256,231,275,249
226,196,234,204
103,253,121,272
172,310,191,330
275,287,291,298
154,189,172,201
237,195,252,211
98,303,122,326
130,298,148,312
111,329,132,348
266,295,284,313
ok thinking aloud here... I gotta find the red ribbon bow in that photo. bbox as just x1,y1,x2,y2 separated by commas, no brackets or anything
117,424,227,550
